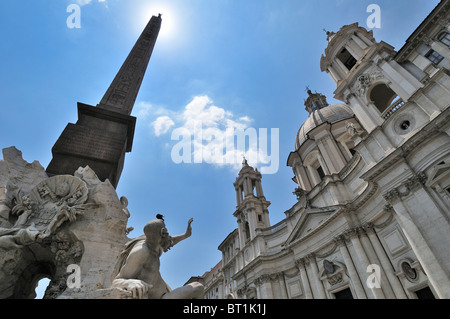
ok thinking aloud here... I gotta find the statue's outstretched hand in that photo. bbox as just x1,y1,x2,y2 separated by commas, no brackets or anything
186,218,193,237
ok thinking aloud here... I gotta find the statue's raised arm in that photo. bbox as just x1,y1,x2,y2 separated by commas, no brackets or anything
171,217,193,247
111,216,203,299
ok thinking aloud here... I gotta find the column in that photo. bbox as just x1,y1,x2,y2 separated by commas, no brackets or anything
344,42,362,61
235,188,242,206
327,69,339,84
324,134,347,169
256,180,264,198
277,272,288,299
385,189,450,299
247,210,257,240
295,164,312,191
364,223,408,299
296,258,313,299
334,235,367,299
359,227,396,298
306,254,327,299
256,284,261,299
347,94,378,133
316,137,339,174
329,64,344,82
335,56,350,75
351,34,368,50
356,31,374,47
346,227,385,299
255,275,273,299
243,177,252,198
237,219,246,249
413,91,442,118
379,61,414,99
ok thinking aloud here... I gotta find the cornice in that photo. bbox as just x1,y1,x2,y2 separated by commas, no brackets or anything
232,246,294,281
382,172,427,205
395,0,450,63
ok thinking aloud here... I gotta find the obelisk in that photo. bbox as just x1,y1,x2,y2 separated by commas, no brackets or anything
46,14,162,188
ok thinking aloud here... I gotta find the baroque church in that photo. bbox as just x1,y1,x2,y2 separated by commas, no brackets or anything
192,0,450,299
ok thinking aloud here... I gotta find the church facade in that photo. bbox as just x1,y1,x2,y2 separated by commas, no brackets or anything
197,0,450,299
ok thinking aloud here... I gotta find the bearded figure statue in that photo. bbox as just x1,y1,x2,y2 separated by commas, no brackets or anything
111,216,204,299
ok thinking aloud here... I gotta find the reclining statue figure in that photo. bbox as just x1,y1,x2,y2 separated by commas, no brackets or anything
111,216,204,299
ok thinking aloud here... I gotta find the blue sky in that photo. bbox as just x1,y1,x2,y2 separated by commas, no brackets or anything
0,0,440,297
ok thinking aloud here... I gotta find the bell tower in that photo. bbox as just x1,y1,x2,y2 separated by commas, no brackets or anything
320,23,424,134
233,158,271,248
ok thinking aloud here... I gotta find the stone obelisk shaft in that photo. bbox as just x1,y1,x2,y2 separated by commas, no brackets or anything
46,15,161,188
98,14,161,114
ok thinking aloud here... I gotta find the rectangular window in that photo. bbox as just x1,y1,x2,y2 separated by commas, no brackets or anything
334,288,353,299
316,166,325,179
438,32,450,47
337,48,357,71
425,49,444,65
415,286,435,299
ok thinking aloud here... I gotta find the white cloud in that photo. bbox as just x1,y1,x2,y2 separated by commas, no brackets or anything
75,0,92,6
152,116,175,136
182,96,231,130
75,0,106,6
136,102,153,118
143,95,279,173
136,101,174,118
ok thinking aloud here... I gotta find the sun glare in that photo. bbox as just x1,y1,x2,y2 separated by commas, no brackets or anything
137,3,177,40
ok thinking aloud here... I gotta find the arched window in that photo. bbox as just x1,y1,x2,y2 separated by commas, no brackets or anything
245,222,251,241
316,165,325,179
341,139,356,159
369,83,398,114
304,150,327,186
438,32,450,47
251,180,257,196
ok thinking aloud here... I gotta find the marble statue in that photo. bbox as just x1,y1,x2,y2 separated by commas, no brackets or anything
0,147,203,299
111,216,204,299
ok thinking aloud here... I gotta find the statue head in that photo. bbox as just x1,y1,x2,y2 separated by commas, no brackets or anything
55,181,70,197
143,219,173,253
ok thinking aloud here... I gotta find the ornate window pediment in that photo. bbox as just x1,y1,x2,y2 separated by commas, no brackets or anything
425,162,450,188
353,70,384,97
319,260,348,286
425,162,450,202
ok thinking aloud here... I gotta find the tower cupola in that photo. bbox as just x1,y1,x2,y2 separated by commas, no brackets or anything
304,89,329,114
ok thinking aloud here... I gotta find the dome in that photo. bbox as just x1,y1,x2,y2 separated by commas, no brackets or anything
295,103,354,149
